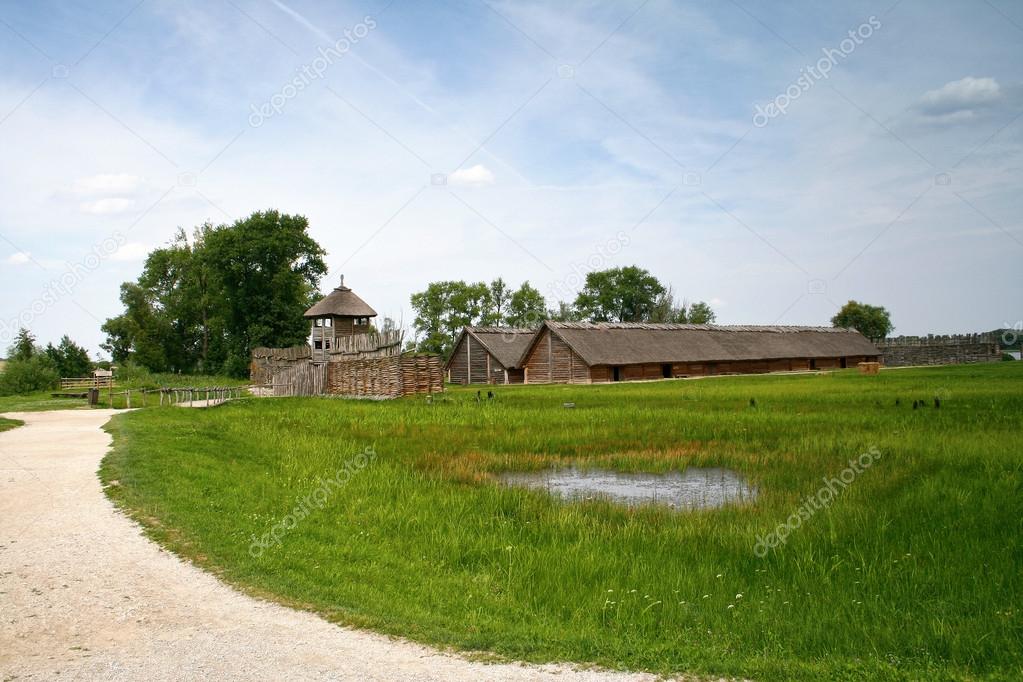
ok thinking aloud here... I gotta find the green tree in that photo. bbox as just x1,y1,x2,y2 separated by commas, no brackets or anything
488,278,511,325
44,335,92,378
685,301,716,324
645,286,717,324
506,282,546,327
102,210,327,377
10,328,35,361
410,280,492,356
832,300,893,340
547,300,582,322
574,266,666,322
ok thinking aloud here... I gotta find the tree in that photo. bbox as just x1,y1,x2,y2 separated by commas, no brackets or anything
410,280,490,356
203,210,326,375
488,278,511,325
44,335,92,378
506,282,546,327
573,266,666,322
410,278,546,356
648,286,717,324
9,328,35,361
547,300,582,322
101,210,327,377
832,300,893,340
685,301,716,324
1,329,59,396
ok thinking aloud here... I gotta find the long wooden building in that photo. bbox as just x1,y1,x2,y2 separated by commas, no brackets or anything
519,321,881,384
445,327,535,385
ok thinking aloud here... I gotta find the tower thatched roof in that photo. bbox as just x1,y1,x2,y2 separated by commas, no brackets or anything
303,277,377,319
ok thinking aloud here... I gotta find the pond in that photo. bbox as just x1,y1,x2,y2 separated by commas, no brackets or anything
498,466,756,510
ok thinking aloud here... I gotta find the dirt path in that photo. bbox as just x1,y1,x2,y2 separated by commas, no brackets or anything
0,410,665,681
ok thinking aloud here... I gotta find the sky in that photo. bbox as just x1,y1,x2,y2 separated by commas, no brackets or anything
1,0,1021,357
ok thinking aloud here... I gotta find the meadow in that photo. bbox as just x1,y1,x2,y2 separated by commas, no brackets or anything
99,364,1023,681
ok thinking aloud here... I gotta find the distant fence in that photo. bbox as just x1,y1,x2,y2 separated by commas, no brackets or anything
877,335,1001,367
60,376,115,390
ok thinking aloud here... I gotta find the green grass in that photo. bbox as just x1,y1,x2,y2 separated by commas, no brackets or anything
100,364,1023,681
0,372,250,413
0,416,23,432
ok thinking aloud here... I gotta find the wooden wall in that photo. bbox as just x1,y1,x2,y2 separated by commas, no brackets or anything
447,334,508,384
328,355,443,397
523,329,590,384
588,355,879,382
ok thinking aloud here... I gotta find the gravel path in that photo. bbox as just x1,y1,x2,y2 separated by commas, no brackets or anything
0,410,670,681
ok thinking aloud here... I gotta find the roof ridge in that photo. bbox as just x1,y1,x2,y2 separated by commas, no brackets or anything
546,321,855,333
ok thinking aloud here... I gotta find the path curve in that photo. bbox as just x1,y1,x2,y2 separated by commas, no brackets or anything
0,410,665,681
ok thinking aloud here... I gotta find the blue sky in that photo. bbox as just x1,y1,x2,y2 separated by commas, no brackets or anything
1,0,1021,356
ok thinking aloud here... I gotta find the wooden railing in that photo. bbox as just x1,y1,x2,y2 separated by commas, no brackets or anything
60,376,115,390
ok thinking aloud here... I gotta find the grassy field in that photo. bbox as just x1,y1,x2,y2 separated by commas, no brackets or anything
0,416,23,432
100,364,1023,681
0,370,250,413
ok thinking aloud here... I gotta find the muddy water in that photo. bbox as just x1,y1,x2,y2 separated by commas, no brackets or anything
499,466,756,510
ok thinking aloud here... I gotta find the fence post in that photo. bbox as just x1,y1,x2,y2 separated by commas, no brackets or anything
126,391,131,409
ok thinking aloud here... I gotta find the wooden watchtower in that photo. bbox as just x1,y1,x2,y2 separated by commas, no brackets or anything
304,276,377,362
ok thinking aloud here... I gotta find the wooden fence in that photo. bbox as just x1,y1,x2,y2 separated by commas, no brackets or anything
270,362,327,396
60,376,115,390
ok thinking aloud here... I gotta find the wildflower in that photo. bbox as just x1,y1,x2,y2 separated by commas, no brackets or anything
716,573,723,579
727,604,735,609
702,594,710,599
735,593,743,599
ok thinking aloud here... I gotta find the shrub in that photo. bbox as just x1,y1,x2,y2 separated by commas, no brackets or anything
0,355,59,395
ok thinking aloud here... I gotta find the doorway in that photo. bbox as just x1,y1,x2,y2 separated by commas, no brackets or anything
612,367,621,382
661,364,672,378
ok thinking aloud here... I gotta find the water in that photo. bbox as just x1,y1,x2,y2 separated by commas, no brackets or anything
499,466,756,510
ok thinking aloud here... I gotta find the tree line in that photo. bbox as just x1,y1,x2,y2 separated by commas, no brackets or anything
409,265,718,357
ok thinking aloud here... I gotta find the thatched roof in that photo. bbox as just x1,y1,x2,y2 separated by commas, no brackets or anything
304,281,377,319
528,322,880,366
450,327,537,369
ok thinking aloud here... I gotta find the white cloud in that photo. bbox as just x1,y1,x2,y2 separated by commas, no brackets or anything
79,198,136,215
5,252,31,265
917,76,1002,120
72,174,145,196
110,242,151,262
449,164,496,186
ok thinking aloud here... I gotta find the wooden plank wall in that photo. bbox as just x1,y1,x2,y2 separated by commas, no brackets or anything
448,334,507,385
523,329,590,384
588,356,872,383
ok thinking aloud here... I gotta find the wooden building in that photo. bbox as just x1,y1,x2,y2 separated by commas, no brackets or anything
304,276,377,362
445,327,535,385
519,322,881,384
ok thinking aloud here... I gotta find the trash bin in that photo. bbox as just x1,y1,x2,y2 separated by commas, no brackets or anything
88,388,99,406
